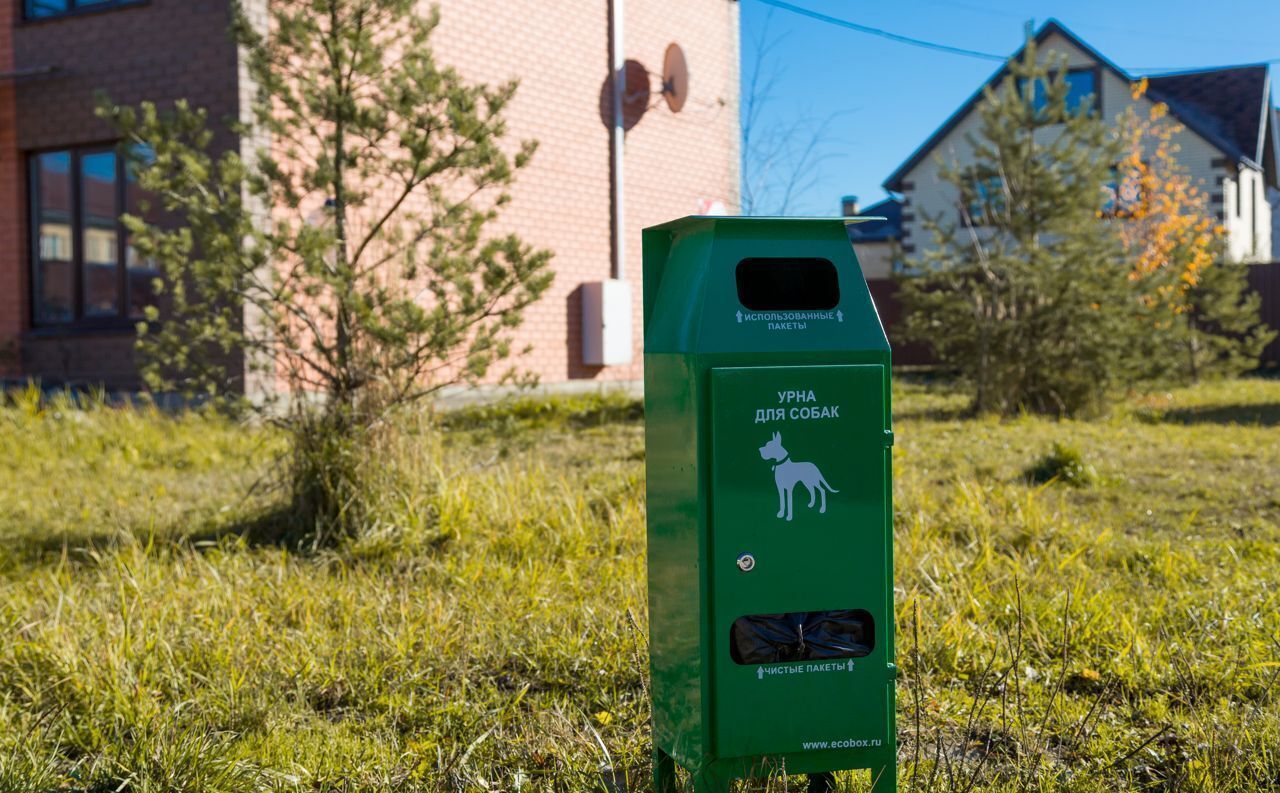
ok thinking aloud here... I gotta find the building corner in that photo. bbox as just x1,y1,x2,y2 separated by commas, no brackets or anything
0,0,25,379
236,0,276,405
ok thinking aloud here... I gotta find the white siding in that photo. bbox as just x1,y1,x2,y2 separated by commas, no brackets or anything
898,32,1247,260
1224,168,1273,263
853,241,894,280
1256,172,1273,263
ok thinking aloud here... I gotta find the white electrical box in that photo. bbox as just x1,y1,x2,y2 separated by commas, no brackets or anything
582,279,633,366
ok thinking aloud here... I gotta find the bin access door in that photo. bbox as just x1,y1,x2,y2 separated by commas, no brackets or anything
709,364,890,760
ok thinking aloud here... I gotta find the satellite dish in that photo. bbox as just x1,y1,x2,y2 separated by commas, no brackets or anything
662,43,688,113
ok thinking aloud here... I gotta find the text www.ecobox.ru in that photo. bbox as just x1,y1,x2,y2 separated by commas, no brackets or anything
802,738,882,750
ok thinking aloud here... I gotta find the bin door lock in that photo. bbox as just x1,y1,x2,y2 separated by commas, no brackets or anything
736,553,756,572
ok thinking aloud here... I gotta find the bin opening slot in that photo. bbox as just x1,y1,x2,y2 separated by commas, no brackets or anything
735,258,840,311
729,609,874,665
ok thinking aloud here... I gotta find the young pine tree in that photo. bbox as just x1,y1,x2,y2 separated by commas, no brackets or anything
1178,264,1276,380
899,37,1155,416
100,0,553,543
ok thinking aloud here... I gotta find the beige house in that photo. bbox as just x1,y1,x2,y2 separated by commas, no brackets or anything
883,20,1280,264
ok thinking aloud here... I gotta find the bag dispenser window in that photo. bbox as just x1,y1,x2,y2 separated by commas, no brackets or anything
730,610,875,665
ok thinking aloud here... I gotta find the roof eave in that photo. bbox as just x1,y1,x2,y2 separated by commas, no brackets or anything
1271,105,1280,188
1256,70,1272,166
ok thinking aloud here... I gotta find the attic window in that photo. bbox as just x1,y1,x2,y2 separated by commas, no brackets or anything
962,173,1006,227
1016,68,1099,116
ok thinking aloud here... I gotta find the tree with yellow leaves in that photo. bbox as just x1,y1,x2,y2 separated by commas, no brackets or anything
1113,79,1219,295
1111,79,1273,380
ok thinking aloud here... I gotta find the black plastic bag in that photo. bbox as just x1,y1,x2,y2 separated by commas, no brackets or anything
801,609,874,659
730,609,874,665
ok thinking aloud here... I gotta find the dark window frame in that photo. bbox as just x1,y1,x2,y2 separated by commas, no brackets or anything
21,0,146,23
28,143,151,331
959,172,1007,228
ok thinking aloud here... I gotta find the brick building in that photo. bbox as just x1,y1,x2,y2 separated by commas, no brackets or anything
0,0,741,392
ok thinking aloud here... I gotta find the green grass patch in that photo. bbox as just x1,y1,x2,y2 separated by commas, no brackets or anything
1,381,1278,791
1024,442,1097,486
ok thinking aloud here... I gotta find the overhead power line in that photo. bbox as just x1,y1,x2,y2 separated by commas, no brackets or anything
752,0,1007,62
752,0,1280,75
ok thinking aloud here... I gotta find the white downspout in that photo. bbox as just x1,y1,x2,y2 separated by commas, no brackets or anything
580,0,633,368
609,0,625,280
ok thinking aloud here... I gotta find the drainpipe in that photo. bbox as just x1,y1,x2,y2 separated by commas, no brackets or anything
609,0,625,280
580,0,633,368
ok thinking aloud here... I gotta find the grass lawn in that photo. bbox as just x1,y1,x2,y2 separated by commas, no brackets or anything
1,378,1278,792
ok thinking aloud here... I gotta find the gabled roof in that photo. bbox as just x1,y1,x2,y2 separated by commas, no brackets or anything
1147,65,1270,164
883,19,1277,192
845,198,902,243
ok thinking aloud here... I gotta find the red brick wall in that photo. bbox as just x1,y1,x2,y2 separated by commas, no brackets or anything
13,1,240,151
2,0,739,391
430,0,740,385
7,0,241,389
0,0,22,376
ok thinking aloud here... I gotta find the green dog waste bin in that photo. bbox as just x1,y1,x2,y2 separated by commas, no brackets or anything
643,217,896,792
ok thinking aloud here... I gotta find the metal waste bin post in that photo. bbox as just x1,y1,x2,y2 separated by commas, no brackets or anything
643,217,896,792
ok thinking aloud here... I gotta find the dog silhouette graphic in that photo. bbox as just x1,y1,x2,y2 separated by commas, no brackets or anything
758,432,839,521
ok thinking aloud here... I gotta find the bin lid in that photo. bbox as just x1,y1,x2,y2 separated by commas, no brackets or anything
642,216,890,355
644,215,887,232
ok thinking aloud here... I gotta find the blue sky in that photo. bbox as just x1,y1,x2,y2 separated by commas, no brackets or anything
738,0,1280,215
